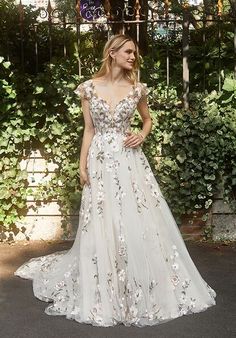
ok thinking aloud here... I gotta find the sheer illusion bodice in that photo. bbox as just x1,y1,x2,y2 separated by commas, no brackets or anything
91,80,136,117
14,79,216,327
76,79,146,133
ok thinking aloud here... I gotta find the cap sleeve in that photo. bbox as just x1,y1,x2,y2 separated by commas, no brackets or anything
136,82,149,102
140,82,148,98
74,80,92,100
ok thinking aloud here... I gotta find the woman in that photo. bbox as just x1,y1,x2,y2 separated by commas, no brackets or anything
14,34,216,327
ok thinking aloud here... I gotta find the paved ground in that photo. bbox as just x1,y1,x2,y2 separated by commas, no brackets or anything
0,240,235,338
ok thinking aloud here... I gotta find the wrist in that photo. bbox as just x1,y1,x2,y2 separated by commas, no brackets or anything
138,131,145,142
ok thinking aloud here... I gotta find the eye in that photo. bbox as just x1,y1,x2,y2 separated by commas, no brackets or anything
125,49,136,57
125,49,135,54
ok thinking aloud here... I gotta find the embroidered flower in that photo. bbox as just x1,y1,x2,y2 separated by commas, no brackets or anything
151,188,160,198
134,288,143,302
190,298,196,308
110,141,119,152
97,191,104,202
71,306,80,315
92,254,98,264
144,170,154,183
130,305,138,317
118,245,127,257
148,312,154,321
105,162,113,172
90,303,104,325
179,307,187,316
105,151,113,159
89,149,95,158
119,234,125,242
182,278,191,288
131,181,148,212
55,281,65,291
118,269,126,282
98,180,104,190
84,212,90,224
120,189,126,199
171,275,180,286
94,137,103,151
180,293,187,303
174,251,179,258
172,263,179,270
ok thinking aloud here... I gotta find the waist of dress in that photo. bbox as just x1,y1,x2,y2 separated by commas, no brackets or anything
94,128,130,136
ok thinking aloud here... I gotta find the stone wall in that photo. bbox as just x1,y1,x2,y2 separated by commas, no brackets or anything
210,184,236,241
15,150,79,241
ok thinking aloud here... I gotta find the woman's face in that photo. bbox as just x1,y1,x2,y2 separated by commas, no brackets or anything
110,40,136,71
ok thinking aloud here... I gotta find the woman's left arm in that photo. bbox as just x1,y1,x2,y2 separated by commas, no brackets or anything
124,94,152,148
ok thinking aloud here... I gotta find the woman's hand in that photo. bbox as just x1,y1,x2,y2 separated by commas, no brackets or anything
123,131,145,148
80,169,90,187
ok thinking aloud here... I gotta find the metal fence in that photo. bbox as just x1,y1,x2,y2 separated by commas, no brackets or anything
4,0,236,107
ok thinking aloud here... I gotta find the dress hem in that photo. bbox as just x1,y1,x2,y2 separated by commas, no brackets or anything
14,270,216,328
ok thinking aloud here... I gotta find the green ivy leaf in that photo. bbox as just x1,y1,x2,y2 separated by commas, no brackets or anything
35,86,44,94
222,78,236,92
176,153,187,163
3,61,11,69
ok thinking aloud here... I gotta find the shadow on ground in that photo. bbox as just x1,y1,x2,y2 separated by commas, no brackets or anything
0,240,235,338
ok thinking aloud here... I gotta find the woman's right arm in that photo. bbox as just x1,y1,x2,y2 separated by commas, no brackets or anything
79,97,95,187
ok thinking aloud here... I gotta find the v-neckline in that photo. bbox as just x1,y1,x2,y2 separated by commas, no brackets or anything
90,80,135,115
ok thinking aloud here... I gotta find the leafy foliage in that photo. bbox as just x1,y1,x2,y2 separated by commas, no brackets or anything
125,77,236,225
0,57,29,241
1,54,236,241
0,1,235,241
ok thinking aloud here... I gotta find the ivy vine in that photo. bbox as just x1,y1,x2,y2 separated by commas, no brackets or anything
0,56,235,242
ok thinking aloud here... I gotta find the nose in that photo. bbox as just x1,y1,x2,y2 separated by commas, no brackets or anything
130,53,135,60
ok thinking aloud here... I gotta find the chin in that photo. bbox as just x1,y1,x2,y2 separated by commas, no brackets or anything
123,65,133,71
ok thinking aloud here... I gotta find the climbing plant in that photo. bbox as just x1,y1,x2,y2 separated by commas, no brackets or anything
0,57,29,241
0,54,236,241
144,77,236,222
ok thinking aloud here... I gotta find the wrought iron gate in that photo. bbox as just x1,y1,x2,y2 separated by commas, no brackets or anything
2,0,236,107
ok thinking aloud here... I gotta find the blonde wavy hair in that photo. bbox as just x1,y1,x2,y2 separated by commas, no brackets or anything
93,34,139,84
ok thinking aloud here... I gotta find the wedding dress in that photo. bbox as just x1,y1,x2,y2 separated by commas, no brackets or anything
14,79,216,327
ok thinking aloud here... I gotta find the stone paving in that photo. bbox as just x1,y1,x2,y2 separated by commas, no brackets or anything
0,240,235,338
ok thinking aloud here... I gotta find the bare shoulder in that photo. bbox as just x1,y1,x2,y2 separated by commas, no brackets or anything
92,77,106,84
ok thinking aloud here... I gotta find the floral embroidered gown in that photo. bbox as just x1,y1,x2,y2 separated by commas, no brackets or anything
14,79,216,327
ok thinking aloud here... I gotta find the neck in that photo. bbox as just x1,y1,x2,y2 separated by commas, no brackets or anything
106,66,125,83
